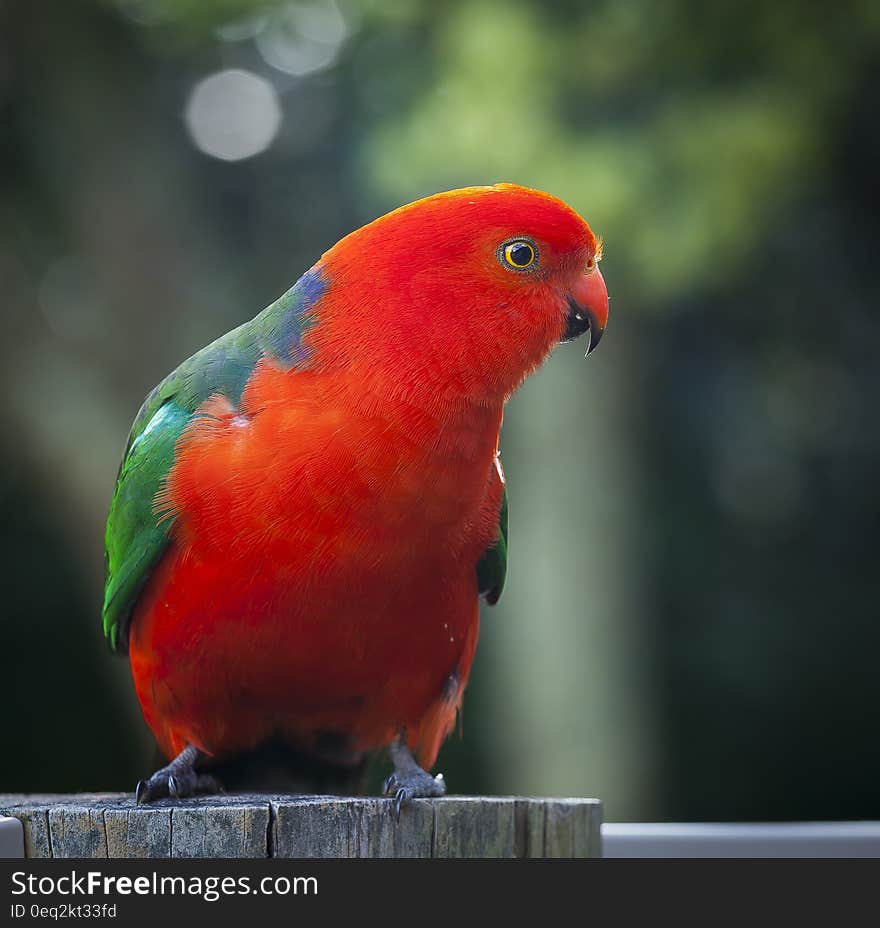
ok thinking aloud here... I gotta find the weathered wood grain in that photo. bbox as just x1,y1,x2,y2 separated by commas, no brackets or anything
433,796,517,858
104,805,171,858
543,799,602,858
271,797,435,858
0,794,601,859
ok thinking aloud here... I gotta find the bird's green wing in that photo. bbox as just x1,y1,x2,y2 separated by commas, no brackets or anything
102,271,324,652
477,484,508,605
102,400,188,652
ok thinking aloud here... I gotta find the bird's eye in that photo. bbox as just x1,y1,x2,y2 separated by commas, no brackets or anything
500,239,538,271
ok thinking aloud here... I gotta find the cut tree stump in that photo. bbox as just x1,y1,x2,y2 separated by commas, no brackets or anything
0,794,601,859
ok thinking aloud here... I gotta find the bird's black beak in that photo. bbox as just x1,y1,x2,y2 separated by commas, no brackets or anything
562,267,609,353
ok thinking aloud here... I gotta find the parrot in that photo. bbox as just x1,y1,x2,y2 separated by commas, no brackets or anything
102,183,609,808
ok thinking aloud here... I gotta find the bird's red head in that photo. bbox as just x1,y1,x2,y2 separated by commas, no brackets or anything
309,184,608,404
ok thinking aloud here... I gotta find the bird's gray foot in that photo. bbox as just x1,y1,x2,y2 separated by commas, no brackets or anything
382,738,446,817
135,744,223,804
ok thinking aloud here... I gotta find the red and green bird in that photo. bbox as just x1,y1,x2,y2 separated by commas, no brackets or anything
102,184,609,807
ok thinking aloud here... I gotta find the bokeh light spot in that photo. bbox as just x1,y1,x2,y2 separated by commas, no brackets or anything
184,69,282,162
256,0,349,77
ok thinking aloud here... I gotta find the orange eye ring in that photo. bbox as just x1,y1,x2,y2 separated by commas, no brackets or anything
500,239,537,271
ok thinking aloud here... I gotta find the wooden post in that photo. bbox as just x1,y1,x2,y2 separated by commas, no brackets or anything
0,794,601,858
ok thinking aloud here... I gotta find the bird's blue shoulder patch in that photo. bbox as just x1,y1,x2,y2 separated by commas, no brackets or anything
261,264,328,366
299,264,327,309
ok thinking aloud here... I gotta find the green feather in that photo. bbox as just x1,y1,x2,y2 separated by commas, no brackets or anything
102,272,322,652
476,484,508,605
102,401,188,651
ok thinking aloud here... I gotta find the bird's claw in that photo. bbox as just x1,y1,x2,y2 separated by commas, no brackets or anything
383,770,445,819
135,757,223,804
135,779,150,806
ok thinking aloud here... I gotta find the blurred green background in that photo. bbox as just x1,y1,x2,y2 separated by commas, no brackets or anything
2,0,879,822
